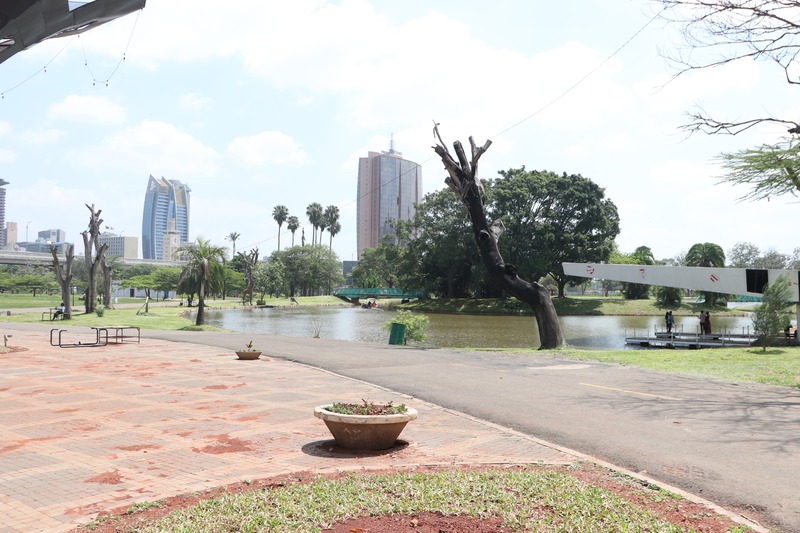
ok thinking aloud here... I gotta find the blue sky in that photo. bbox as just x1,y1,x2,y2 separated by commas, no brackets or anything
1,0,797,263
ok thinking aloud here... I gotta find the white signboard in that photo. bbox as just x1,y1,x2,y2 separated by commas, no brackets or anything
562,263,800,302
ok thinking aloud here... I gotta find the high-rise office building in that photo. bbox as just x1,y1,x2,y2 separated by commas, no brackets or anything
38,229,66,243
99,232,139,259
141,176,191,260
4,221,17,249
356,146,422,259
0,179,8,248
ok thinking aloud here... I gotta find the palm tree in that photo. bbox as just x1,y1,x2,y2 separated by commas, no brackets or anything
272,205,289,250
287,216,300,247
323,205,340,249
177,238,226,326
686,242,726,306
306,203,323,246
685,242,725,268
328,220,341,250
225,232,241,258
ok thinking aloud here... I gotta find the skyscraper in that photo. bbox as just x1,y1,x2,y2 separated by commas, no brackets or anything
356,146,422,259
141,176,191,260
0,179,8,248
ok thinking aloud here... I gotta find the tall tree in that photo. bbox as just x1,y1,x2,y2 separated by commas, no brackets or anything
490,168,619,298
328,221,341,250
225,232,241,258
272,205,289,250
685,242,727,306
306,203,323,246
323,205,340,249
50,244,75,319
287,216,300,247
657,0,800,135
177,238,226,326
727,242,761,268
82,204,108,314
432,128,565,349
752,275,793,351
395,189,478,297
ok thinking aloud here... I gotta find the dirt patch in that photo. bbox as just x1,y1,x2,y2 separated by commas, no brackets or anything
70,464,752,533
192,434,253,454
85,471,123,485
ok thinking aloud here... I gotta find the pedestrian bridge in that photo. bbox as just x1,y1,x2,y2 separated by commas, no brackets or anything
333,287,426,303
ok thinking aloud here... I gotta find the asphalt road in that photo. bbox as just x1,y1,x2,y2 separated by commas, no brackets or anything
129,329,800,532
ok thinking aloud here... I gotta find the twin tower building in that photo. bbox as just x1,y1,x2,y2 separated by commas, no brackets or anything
143,146,421,261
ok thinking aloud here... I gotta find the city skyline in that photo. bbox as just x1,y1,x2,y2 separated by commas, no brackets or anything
1,1,798,264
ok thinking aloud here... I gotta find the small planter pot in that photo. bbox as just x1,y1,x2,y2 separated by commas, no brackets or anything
235,350,261,360
314,405,417,450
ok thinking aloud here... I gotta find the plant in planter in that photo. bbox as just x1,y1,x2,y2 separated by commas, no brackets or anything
314,399,418,450
235,340,262,360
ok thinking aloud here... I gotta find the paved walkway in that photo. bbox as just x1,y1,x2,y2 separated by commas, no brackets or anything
0,328,576,532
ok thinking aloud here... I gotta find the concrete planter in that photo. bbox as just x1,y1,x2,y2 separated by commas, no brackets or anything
235,350,261,360
314,405,417,450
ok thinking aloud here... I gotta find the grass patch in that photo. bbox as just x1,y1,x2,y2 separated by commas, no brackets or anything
522,346,800,388
93,468,705,532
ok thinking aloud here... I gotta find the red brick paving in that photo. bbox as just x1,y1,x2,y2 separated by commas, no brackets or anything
0,329,575,532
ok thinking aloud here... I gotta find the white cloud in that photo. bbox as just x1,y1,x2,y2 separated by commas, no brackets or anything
48,95,127,124
0,121,11,136
179,92,211,110
226,131,308,166
71,120,221,178
0,149,14,163
20,129,65,145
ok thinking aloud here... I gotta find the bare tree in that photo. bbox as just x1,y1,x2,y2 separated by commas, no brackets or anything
657,0,800,135
50,244,75,320
432,126,565,349
238,248,259,305
82,204,108,314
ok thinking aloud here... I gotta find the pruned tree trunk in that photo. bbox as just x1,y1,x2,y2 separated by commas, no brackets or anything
82,204,108,314
51,244,74,320
432,127,565,349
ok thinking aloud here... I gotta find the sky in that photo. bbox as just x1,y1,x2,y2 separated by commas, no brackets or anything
1,0,798,264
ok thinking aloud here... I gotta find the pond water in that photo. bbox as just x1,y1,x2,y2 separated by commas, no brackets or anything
202,306,757,350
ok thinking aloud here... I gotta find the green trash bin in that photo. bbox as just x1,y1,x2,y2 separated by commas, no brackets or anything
388,322,406,345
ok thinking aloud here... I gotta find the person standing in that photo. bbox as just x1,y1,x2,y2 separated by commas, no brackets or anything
665,311,674,333
704,311,712,335
698,311,706,334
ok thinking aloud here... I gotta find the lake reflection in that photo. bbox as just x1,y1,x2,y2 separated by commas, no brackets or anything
203,306,756,350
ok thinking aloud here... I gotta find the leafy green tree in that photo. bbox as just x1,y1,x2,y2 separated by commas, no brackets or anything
272,205,289,250
276,245,342,296
717,139,800,201
752,275,794,351
622,246,655,300
286,216,300,247
253,258,286,300
306,202,323,246
686,242,726,306
121,274,156,313
177,238,226,325
351,236,406,289
755,248,788,270
490,168,620,297
727,242,760,268
152,267,181,300
654,286,683,307
384,310,429,344
396,189,478,297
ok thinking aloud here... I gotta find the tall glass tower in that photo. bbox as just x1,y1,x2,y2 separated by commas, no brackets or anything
141,176,191,260
356,145,422,259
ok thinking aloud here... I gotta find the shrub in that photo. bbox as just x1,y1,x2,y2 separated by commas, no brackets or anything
95,305,106,317
384,310,429,344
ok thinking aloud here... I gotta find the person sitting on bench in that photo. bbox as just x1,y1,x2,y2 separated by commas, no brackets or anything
52,302,65,321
